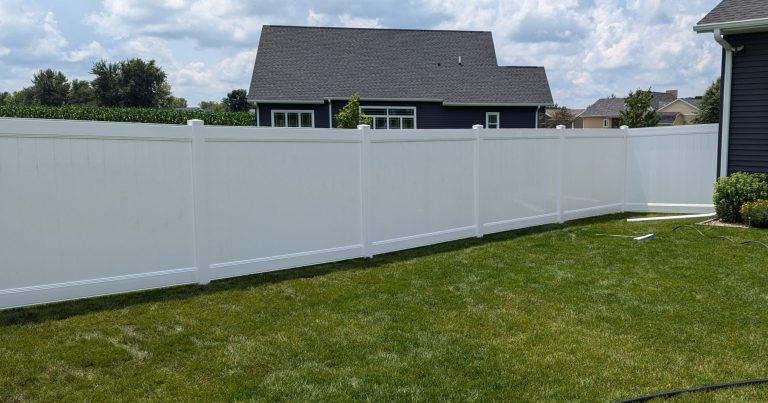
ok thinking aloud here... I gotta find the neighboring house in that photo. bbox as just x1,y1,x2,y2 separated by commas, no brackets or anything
579,90,697,128
657,97,702,124
247,25,554,129
543,108,584,128
695,0,768,175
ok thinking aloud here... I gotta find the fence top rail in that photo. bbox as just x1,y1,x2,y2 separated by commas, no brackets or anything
0,117,192,141
627,124,719,137
203,126,361,143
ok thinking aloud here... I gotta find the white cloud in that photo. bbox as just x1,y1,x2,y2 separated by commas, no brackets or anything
338,14,382,28
66,41,109,62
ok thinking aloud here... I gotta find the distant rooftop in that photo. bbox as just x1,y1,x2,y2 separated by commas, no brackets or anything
580,91,681,118
248,25,554,105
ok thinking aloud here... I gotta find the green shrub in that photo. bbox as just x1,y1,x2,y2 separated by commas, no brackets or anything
713,172,768,223
0,104,255,126
740,199,768,227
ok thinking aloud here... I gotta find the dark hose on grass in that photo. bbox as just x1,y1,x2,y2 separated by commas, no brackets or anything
673,225,768,248
614,378,768,402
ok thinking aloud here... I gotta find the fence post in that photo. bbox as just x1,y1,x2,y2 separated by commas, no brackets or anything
620,125,630,213
472,124,484,238
358,124,373,258
188,119,210,285
556,125,566,223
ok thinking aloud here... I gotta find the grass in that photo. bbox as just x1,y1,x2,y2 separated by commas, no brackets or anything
1,214,767,402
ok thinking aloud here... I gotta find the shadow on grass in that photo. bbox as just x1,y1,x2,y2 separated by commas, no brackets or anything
0,214,628,327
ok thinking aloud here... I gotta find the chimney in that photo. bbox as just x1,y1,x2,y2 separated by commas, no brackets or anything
666,89,678,98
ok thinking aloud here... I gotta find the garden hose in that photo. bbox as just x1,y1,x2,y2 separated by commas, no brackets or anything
672,225,768,248
614,377,768,402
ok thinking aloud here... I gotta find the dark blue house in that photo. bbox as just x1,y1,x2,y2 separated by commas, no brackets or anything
247,25,554,129
695,0,768,175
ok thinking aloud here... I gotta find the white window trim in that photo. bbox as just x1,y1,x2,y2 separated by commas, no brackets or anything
602,118,609,128
359,106,417,129
272,110,315,128
486,112,500,129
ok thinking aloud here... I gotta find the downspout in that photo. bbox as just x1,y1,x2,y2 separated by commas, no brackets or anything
327,99,333,128
255,102,259,127
714,28,734,177
535,105,541,128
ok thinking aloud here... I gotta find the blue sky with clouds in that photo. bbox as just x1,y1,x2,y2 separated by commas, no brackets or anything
0,0,722,108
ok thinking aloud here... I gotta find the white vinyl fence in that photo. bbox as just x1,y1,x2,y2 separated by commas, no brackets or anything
0,118,718,309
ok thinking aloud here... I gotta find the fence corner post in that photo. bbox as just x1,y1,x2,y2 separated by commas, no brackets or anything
556,125,566,224
358,124,373,258
188,119,210,285
620,125,630,213
472,124,484,238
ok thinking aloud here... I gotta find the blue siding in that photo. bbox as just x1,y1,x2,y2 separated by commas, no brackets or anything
332,101,537,129
257,101,538,129
725,32,768,174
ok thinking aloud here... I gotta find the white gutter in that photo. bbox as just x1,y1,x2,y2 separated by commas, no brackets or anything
694,17,768,34
714,28,735,177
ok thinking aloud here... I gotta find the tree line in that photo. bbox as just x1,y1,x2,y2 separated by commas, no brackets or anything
0,58,252,112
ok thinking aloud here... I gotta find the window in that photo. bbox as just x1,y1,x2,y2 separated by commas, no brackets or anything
603,118,609,128
486,112,500,129
360,107,416,129
272,110,314,128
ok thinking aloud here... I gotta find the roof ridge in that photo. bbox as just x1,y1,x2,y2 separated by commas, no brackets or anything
263,25,491,34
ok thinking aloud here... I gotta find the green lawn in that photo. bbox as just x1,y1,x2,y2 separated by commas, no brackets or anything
2,214,767,402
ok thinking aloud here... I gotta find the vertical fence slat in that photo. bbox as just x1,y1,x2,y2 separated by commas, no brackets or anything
473,124,483,238
189,119,210,285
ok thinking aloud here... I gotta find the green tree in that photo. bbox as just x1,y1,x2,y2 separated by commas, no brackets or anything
334,93,372,128
90,58,170,107
91,60,121,107
694,77,721,124
31,69,70,106
200,101,224,112
117,58,168,107
619,88,659,128
12,87,35,105
68,79,95,105
161,96,188,109
545,105,575,128
222,89,251,112
0,91,11,105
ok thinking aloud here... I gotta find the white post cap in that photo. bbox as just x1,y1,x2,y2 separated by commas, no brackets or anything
620,125,629,130
556,125,566,130
187,119,204,126
357,124,371,130
472,124,484,129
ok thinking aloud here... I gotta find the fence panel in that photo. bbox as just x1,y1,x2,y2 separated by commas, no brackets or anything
561,130,626,220
625,124,719,213
367,129,477,255
201,127,364,280
480,130,560,233
0,119,196,308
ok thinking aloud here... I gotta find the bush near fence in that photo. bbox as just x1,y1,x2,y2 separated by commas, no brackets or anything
0,104,256,126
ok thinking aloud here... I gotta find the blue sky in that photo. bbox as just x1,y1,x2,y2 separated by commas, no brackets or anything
0,0,722,108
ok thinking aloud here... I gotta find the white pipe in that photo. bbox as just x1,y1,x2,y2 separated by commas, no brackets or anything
535,105,540,128
626,213,716,223
714,28,734,177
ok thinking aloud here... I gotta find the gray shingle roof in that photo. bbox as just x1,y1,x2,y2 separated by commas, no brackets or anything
248,25,553,105
580,92,678,118
697,0,768,26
